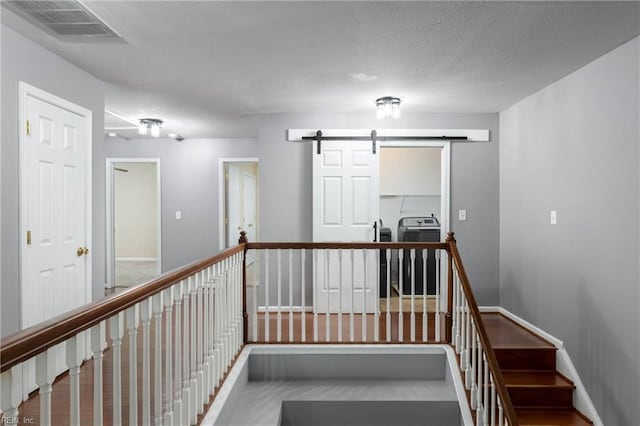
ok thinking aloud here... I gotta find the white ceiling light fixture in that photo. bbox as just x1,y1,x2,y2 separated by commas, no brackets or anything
376,96,401,120
138,118,163,137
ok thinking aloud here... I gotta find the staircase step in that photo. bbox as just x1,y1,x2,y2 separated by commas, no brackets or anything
481,312,555,349
516,408,593,425
503,370,574,408
494,347,556,370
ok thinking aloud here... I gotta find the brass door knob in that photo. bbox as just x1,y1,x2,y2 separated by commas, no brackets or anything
83,247,89,255
76,247,89,256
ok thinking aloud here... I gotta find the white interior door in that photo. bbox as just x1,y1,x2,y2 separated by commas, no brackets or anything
21,86,91,393
312,140,379,313
226,165,241,247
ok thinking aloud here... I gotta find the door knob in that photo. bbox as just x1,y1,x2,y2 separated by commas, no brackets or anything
83,247,89,255
76,247,89,257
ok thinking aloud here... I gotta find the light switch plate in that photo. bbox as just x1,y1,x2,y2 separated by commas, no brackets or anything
176,210,182,220
458,209,467,221
550,210,557,225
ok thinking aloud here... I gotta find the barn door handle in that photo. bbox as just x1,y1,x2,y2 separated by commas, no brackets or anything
373,221,378,242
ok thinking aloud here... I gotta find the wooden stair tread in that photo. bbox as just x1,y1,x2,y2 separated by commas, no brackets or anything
516,408,593,425
481,312,555,349
503,370,574,387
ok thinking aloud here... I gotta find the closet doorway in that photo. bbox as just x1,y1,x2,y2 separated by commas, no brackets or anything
106,158,162,289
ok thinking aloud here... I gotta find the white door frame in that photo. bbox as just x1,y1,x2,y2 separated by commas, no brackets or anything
19,82,93,326
378,141,451,240
105,158,162,288
218,157,259,251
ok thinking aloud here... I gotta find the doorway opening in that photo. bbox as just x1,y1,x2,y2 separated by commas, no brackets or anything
106,158,162,289
378,145,449,310
219,158,259,250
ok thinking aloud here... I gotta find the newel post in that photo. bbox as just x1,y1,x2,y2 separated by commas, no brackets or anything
239,231,249,344
445,231,456,344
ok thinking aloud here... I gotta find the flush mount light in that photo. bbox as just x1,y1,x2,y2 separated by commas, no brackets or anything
376,96,401,120
138,118,163,137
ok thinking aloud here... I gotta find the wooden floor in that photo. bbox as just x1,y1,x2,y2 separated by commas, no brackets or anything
249,312,446,344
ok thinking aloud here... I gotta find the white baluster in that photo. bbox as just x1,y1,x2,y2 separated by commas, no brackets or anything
325,249,330,342
36,350,54,426
182,278,191,426
422,249,428,342
338,249,343,342
386,249,391,343
289,249,294,342
483,355,490,426
153,293,164,424
490,376,496,426
202,270,210,403
476,338,484,419
350,249,355,342
465,300,472,374
374,249,380,342
140,299,151,426
497,397,504,426
410,249,416,342
301,249,306,342
398,249,404,342
362,249,367,342
173,281,184,424
435,250,441,342
265,250,270,342
196,272,204,415
468,323,477,393
126,305,140,426
277,249,282,342
189,275,198,424
110,312,124,426
91,322,106,426
1,366,23,424
460,290,466,362
454,273,460,352
212,268,221,388
164,287,175,425
313,249,318,342
207,266,216,392
66,335,82,426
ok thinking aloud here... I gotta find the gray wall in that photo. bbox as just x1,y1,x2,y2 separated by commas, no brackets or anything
1,26,105,337
103,138,258,273
499,37,639,425
256,112,500,305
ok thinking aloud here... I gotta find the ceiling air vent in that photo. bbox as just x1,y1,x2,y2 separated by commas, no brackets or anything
3,0,122,40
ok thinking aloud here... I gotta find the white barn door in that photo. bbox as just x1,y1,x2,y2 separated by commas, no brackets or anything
312,140,379,313
20,84,91,395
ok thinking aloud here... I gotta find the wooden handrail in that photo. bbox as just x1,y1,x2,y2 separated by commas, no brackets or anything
0,244,245,373
246,241,448,250
447,234,519,425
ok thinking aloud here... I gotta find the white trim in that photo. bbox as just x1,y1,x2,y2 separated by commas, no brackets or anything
218,157,259,251
105,158,162,288
288,128,490,142
202,344,474,426
115,257,159,262
479,306,603,426
19,82,93,324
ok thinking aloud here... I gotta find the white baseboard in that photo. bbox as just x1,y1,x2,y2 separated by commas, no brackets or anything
115,257,158,262
479,306,603,426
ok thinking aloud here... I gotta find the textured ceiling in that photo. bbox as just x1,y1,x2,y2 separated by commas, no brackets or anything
3,1,639,138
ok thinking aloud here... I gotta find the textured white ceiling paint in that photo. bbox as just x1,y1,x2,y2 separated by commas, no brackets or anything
3,1,638,138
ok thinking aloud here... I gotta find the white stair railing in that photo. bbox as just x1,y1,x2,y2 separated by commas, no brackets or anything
0,245,245,426
447,233,519,426
244,241,447,344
